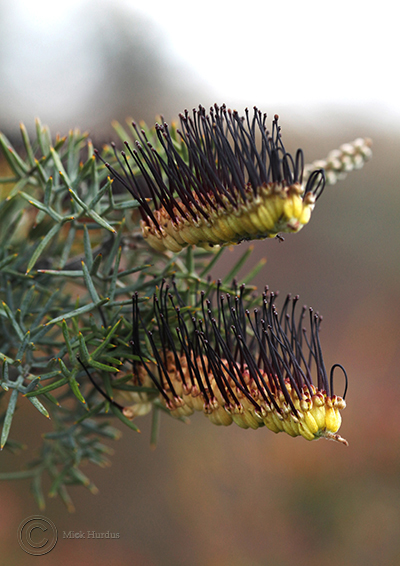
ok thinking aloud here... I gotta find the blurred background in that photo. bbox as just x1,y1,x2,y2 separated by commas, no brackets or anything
1,0,399,565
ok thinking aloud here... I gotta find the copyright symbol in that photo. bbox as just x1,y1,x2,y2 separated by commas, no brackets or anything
17,515,58,556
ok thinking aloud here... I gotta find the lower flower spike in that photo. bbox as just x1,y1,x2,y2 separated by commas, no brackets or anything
115,282,348,445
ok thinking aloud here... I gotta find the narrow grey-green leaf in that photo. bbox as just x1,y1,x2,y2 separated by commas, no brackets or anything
19,284,36,323
15,331,31,362
110,403,140,432
88,359,118,373
199,247,225,277
68,187,115,233
90,253,102,276
58,225,76,269
89,176,111,208
222,245,254,285
74,400,106,425
27,396,50,419
103,221,124,274
61,319,74,360
37,269,84,277
78,332,90,362
24,377,68,397
35,117,51,155
150,405,161,449
81,261,100,303
24,377,41,393
19,192,63,222
1,388,19,449
83,225,93,270
241,257,267,285
32,473,46,510
0,254,17,270
91,319,122,359
26,223,63,274
0,134,28,176
43,176,53,206
0,352,14,364
1,301,25,341
108,246,122,301
51,146,71,186
1,360,10,382
19,123,36,167
44,298,109,327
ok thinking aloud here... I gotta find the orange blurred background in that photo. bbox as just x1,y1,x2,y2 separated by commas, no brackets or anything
1,2,399,565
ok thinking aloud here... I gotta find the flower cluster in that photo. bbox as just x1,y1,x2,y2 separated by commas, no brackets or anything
97,105,325,252
94,103,372,446
304,137,372,186
115,282,348,445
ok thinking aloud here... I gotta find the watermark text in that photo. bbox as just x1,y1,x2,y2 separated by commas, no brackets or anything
18,516,58,556
63,530,120,539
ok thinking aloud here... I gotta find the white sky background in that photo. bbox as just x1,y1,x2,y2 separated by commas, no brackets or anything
1,0,399,130
132,0,396,114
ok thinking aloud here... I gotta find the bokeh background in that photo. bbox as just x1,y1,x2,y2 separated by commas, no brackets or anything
1,1,399,565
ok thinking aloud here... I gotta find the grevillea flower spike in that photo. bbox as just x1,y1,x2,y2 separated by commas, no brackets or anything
96,105,327,252
115,282,348,445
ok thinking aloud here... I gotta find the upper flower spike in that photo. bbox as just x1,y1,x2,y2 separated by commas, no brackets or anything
116,281,348,445
97,105,325,252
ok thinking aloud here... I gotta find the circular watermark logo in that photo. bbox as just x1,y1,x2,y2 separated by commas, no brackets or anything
17,515,58,556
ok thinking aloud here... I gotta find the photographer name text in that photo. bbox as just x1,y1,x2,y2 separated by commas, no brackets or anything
63,530,120,539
